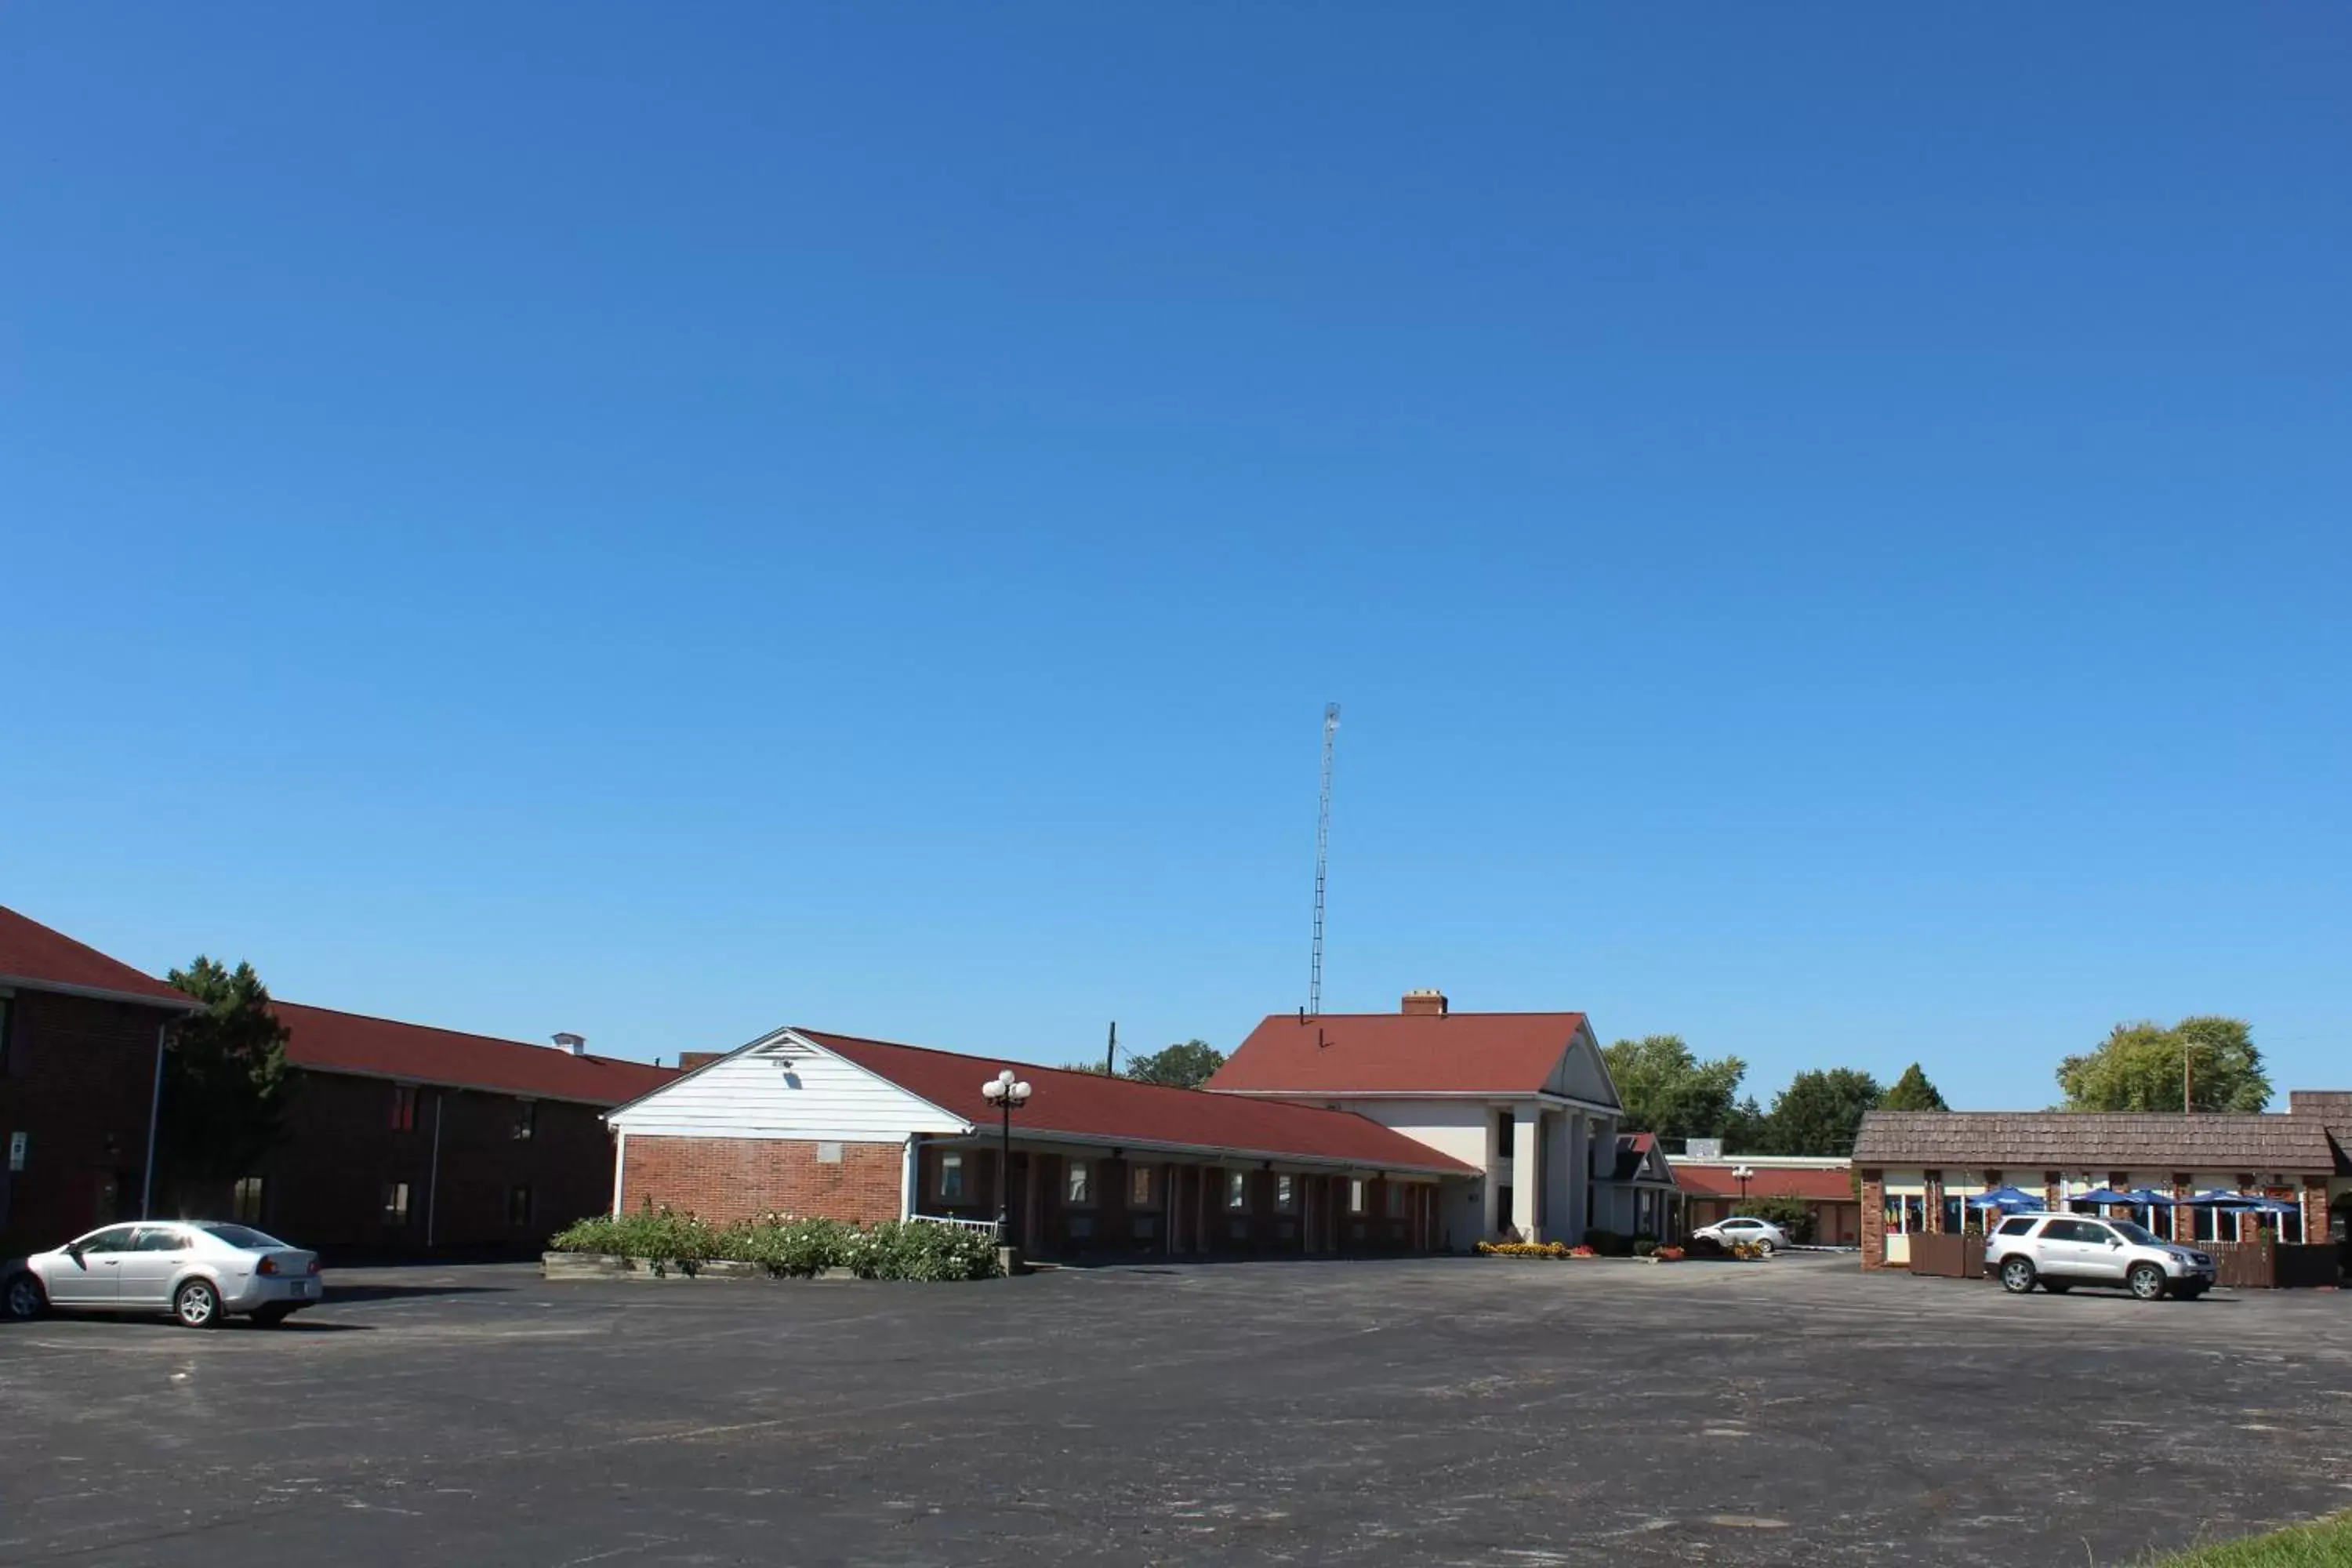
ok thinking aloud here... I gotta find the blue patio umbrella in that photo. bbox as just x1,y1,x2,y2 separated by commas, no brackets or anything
2180,1190,2258,1207
2124,1187,2177,1207
2068,1186,2136,1208
1965,1185,2045,1212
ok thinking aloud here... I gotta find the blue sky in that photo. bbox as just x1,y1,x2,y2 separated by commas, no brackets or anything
5,7,2347,1111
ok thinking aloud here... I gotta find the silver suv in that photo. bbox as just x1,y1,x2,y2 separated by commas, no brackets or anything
1984,1213,2216,1301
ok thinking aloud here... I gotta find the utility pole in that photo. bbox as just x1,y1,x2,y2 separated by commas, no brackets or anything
1105,1021,1118,1076
1308,701,1339,1018
2184,1040,2193,1116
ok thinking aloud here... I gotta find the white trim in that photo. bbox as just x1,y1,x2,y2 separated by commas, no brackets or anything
294,1061,636,1109
0,974,201,1012
604,1027,977,1135
899,1136,916,1221
617,1123,943,1145
612,1130,627,1218
926,1125,1468,1179
1209,1087,1622,1116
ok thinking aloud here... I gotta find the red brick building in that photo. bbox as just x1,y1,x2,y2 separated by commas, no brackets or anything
1670,1155,1860,1246
608,1026,1478,1258
0,906,199,1257
218,1004,675,1256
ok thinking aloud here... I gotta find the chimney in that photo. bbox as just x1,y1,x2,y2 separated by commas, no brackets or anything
677,1051,724,1072
1401,989,1449,1018
551,1032,587,1056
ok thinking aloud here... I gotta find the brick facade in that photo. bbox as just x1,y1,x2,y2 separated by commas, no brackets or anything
620,1134,905,1226
195,1070,624,1254
0,989,176,1256
1858,1171,1886,1269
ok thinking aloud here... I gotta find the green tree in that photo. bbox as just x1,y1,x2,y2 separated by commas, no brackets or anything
1745,1193,1817,1242
1602,1035,1748,1143
1880,1063,1949,1112
2056,1017,2269,1113
162,957,292,1185
1759,1068,1884,1156
1123,1039,1225,1089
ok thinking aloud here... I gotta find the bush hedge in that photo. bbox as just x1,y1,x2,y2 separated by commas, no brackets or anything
549,1207,1000,1282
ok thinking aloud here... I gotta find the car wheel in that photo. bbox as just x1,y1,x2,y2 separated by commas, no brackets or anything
2127,1263,2168,1301
2,1272,46,1322
2042,1280,2072,1294
173,1279,223,1329
1999,1256,2038,1294
1753,1237,1777,1257
251,1305,292,1328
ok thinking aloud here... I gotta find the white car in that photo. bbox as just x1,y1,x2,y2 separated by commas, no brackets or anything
3,1220,324,1328
1691,1217,1790,1254
1984,1213,2216,1301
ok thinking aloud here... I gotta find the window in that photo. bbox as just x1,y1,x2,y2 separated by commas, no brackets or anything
0,995,16,1076
1065,1160,1093,1207
2193,1206,2223,1244
74,1225,139,1254
1494,1110,1514,1153
131,1225,189,1253
815,1142,843,1164
508,1185,532,1227
1129,1165,1154,1207
937,1152,965,1203
382,1181,411,1225
1882,1196,1927,1234
1225,1171,1248,1211
1996,1216,2037,1237
390,1084,418,1132
1385,1182,1406,1218
513,1099,536,1141
1348,1178,1367,1214
232,1176,266,1225
1940,1197,1963,1233
2043,1218,2103,1244
1274,1174,1296,1213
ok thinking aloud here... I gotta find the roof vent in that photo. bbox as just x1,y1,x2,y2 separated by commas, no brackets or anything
1401,989,1448,1017
551,1032,586,1056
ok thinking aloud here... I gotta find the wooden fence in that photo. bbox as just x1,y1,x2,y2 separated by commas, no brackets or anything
1905,1232,1986,1279
2204,1240,2339,1289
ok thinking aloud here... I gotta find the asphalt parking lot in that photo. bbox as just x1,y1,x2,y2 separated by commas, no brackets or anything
2,1252,2348,1567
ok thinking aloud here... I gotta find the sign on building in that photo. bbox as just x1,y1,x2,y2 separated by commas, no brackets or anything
1683,1138,1723,1161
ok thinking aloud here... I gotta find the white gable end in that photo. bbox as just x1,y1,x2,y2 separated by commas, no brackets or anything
1545,1022,1622,1111
610,1029,971,1142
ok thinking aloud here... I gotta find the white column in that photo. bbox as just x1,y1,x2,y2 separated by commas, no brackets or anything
1566,1116,1590,1241
1512,1109,1541,1241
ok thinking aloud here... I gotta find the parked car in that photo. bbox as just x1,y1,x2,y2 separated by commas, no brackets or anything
1984,1213,2215,1301
2,1221,323,1328
1690,1217,1790,1254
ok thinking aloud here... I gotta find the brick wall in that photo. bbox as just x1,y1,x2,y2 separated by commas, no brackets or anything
1859,1171,1886,1269
0,990,177,1255
196,1070,622,1256
620,1134,904,1225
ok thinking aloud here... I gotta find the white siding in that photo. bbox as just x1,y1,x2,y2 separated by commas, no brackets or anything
610,1033,969,1142
1547,1025,1621,1109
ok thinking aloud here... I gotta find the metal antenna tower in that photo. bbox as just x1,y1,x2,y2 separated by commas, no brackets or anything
1308,701,1340,1018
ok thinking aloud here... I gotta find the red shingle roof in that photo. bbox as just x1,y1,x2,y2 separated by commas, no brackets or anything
1208,1011,1591,1096
274,1001,675,1106
1671,1163,1857,1203
798,1030,1476,1175
0,905,196,1009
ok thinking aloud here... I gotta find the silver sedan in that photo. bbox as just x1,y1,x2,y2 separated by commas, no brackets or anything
4,1221,324,1328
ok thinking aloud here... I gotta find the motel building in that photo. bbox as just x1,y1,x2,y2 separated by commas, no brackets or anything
1851,1102,2352,1277
607,992,1650,1258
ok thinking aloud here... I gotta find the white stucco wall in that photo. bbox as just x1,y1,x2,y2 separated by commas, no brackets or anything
1335,1101,1496,1248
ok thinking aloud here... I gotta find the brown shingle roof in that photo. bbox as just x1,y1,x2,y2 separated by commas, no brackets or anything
1851,1109,2337,1173
2288,1091,2352,1174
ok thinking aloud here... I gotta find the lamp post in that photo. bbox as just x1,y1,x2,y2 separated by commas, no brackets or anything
1733,1163,1755,1208
980,1069,1033,1245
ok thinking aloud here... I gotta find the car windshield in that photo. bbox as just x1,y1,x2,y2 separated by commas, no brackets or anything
2106,1220,2165,1247
195,1223,287,1250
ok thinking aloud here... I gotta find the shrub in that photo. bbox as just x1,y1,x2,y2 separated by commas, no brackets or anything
1475,1240,1571,1258
1633,1238,1658,1258
548,1207,1000,1281
1581,1229,1632,1258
